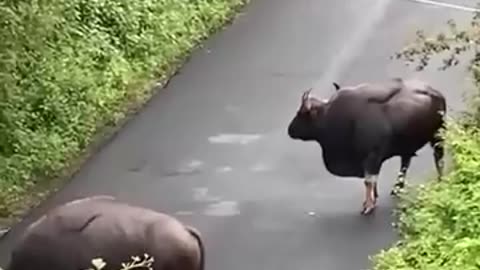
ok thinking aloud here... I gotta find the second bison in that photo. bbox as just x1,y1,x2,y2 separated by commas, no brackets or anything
6,195,205,270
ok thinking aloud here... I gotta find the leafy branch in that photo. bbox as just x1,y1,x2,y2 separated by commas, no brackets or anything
393,8,480,73
392,7,480,128
86,253,155,270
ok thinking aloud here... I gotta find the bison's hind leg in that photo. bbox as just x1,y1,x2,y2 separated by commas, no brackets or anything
391,155,412,197
431,134,445,181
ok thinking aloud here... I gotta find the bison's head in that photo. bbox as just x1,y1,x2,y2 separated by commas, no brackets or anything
287,87,329,142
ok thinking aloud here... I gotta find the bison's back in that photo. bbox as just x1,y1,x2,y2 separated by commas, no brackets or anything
328,78,445,140
7,196,201,270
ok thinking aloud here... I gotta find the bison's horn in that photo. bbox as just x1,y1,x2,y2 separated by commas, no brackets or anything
302,88,313,109
301,88,312,101
333,82,341,91
305,88,313,97
301,91,307,101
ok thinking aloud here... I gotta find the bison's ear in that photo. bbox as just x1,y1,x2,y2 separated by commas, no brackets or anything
332,82,340,91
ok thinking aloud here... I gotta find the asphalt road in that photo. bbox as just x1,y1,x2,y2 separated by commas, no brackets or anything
0,0,475,269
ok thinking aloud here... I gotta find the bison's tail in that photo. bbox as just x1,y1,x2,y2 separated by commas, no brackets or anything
185,226,205,270
415,88,447,123
417,88,447,111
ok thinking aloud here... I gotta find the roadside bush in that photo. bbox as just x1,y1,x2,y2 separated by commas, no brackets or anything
373,6,480,270
0,0,247,217
373,122,480,269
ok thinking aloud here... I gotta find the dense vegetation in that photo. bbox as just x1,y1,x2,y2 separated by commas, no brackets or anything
0,0,248,219
373,9,480,270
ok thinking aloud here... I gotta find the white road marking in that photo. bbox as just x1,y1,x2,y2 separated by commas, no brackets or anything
172,159,204,175
193,187,220,202
311,0,393,94
250,162,273,172
204,201,240,216
215,166,233,173
208,133,262,145
187,160,204,169
405,0,480,12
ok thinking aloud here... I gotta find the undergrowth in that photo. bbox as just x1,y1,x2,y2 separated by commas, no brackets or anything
0,0,248,219
374,121,480,269
373,5,480,270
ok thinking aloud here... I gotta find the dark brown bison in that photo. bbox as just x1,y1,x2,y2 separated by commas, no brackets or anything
287,78,446,215
6,196,205,270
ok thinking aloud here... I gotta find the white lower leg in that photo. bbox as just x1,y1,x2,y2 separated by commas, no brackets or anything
363,174,378,212
395,171,406,188
436,159,444,179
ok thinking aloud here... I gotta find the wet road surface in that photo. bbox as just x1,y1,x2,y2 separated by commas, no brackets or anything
0,0,475,269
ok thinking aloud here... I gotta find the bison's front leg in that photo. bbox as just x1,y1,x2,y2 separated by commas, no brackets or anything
361,148,384,215
362,174,378,215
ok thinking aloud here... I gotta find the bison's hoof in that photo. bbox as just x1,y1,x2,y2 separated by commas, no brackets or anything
361,206,376,215
390,184,405,197
390,187,404,197
361,203,376,216
0,227,11,239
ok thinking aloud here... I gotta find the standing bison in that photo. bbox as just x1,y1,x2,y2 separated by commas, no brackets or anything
287,78,446,215
6,196,205,270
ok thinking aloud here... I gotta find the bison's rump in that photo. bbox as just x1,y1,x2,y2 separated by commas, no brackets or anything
8,197,201,270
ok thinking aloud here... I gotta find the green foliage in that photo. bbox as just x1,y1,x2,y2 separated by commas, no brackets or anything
0,0,248,217
374,122,480,270
373,6,480,270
